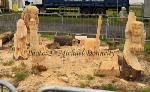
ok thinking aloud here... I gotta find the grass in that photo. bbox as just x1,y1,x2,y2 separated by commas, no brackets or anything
80,74,95,81
12,62,27,73
144,42,150,62
140,87,150,92
39,15,98,24
2,60,14,66
41,33,55,40
15,71,29,82
79,80,90,88
94,72,106,77
145,42,150,54
79,74,95,88
101,84,117,91
86,74,95,80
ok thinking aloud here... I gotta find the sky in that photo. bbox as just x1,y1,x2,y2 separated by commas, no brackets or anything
129,0,144,4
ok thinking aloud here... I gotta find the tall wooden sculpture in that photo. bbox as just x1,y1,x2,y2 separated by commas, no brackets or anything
29,18,39,49
14,19,28,60
21,5,39,46
119,12,146,80
84,16,102,51
14,5,40,60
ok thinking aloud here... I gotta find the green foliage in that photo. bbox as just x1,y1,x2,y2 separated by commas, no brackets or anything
15,71,29,82
2,60,14,66
101,84,117,91
145,42,150,54
144,42,150,62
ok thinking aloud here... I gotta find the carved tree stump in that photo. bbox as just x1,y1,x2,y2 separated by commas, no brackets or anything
118,55,142,81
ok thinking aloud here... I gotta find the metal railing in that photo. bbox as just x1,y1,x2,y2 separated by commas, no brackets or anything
0,13,150,40
38,86,114,92
0,80,114,92
0,80,17,92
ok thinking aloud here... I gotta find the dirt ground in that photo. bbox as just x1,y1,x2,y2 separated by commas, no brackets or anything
0,39,150,92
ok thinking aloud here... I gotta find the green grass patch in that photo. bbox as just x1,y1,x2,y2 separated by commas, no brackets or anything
145,42,150,54
39,15,98,24
41,34,55,40
140,87,150,92
2,60,14,66
101,84,117,91
15,71,29,82
144,42,150,62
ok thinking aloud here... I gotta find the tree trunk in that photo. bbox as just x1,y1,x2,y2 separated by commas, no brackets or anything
118,55,142,81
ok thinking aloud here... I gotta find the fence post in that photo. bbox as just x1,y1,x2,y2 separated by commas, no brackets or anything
106,17,109,39
61,14,64,25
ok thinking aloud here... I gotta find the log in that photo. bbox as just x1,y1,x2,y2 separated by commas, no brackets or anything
118,55,142,81
54,36,73,46
0,32,14,44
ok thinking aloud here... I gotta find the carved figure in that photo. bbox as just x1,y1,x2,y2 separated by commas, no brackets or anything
119,11,146,80
21,5,39,44
83,16,102,51
14,19,28,60
29,18,39,49
123,12,146,71
21,5,39,29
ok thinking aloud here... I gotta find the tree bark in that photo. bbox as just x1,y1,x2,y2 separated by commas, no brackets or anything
118,55,142,81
